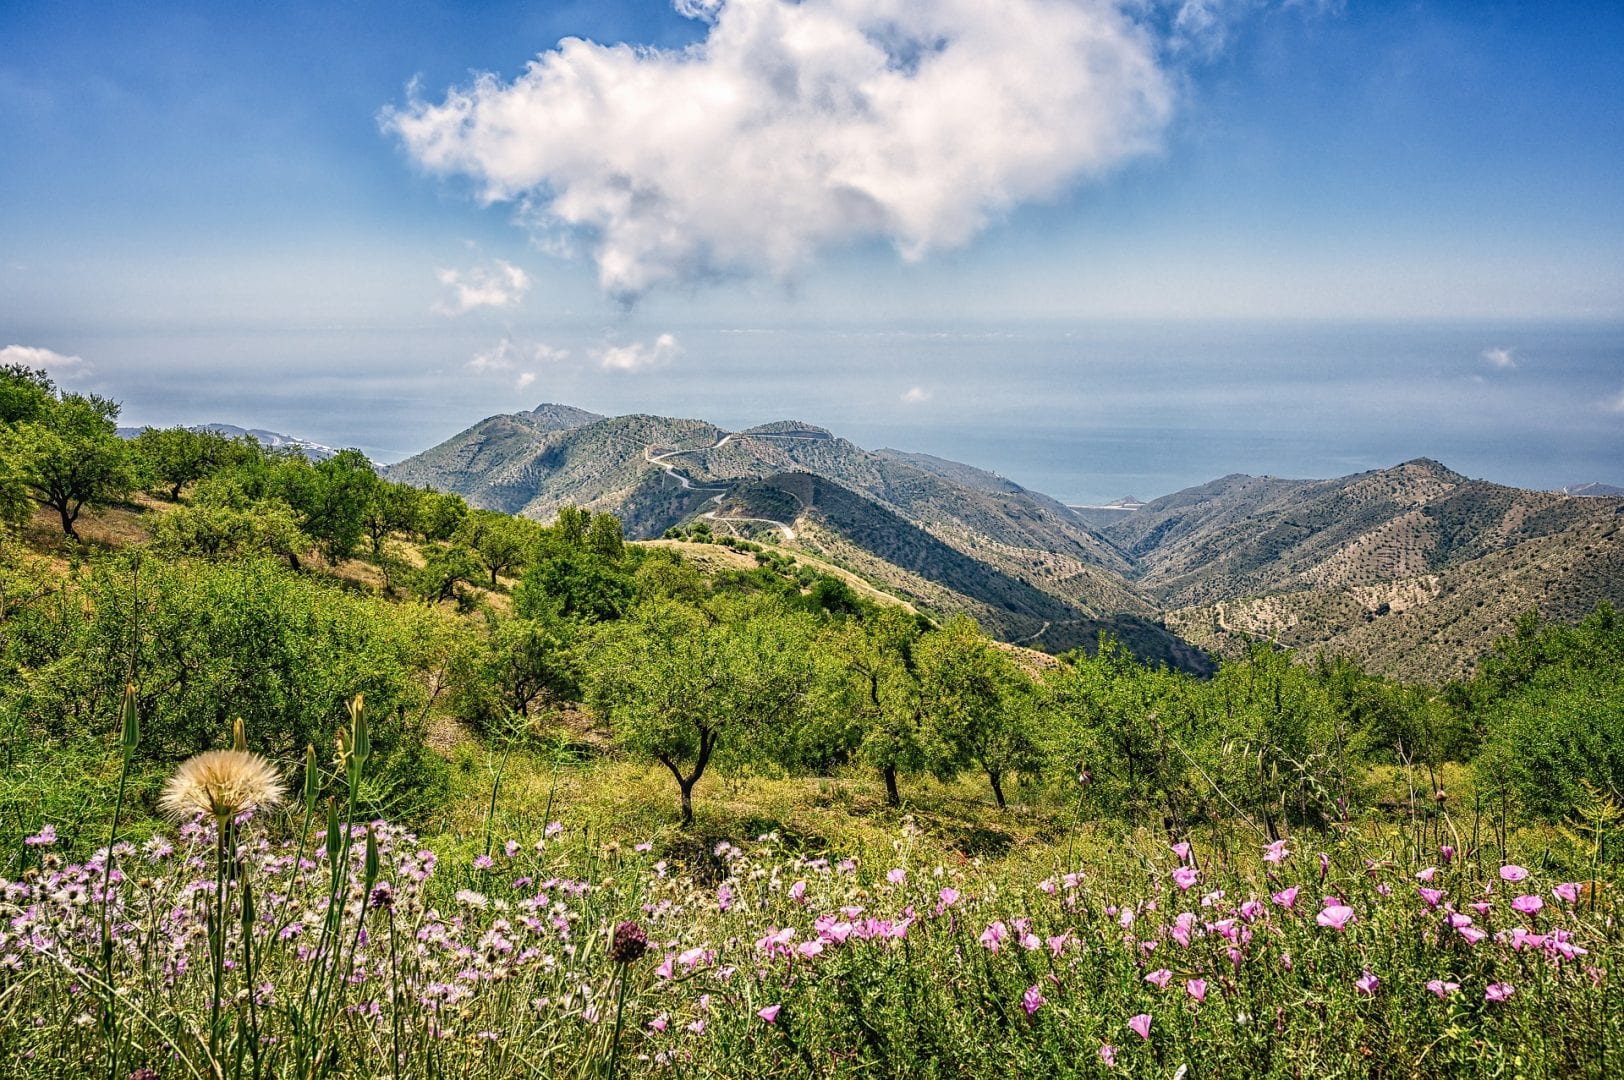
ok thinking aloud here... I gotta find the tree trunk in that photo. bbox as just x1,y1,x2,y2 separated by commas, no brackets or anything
56,502,78,540
882,764,901,808
679,779,696,826
988,770,1007,810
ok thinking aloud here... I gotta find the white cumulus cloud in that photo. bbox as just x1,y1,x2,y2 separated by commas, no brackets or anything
515,372,537,391
595,333,682,372
1480,346,1516,370
900,385,931,404
384,0,1173,301
434,259,531,315
0,344,88,377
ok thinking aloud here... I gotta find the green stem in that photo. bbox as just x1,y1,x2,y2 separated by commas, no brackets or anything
605,969,632,1080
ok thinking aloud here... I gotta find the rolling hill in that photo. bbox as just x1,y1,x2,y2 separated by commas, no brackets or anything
389,406,1623,681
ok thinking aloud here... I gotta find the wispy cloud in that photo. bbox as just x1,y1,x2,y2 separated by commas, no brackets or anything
594,333,681,372
467,337,568,391
1480,346,1517,370
384,0,1172,302
0,343,87,377
434,259,530,315
1607,386,1624,414
900,385,931,404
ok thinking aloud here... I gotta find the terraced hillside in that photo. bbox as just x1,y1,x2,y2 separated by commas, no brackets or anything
1106,458,1623,608
1167,515,1624,682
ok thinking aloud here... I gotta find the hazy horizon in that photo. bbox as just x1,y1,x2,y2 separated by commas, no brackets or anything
4,2,1621,505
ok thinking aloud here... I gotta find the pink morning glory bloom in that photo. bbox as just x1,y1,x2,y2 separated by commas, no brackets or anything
1511,894,1543,916
1186,978,1208,1003
1099,1044,1117,1068
1316,905,1356,930
979,921,1008,952
1263,839,1290,864
1425,980,1460,999
1171,842,1192,862
1022,984,1046,1015
1272,886,1300,911
1354,970,1380,996
758,1005,782,1023
1553,882,1580,905
1484,983,1515,1002
1173,866,1199,892
887,867,906,884
1145,969,1174,989
1415,866,1440,882
1418,887,1445,908
1128,1014,1153,1041
1499,865,1528,883
1457,926,1488,945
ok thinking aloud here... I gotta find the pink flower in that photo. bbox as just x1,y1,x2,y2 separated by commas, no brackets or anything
1172,866,1199,892
1099,1044,1117,1068
1047,933,1069,956
1417,887,1445,908
887,867,906,885
1439,844,1455,864
979,921,1008,952
1020,932,1042,952
1185,978,1207,1003
1316,905,1355,931
1272,886,1300,911
1425,979,1460,999
1279,952,1293,971
648,1013,669,1033
1171,841,1192,862
937,887,960,913
1415,866,1440,882
757,1005,782,1024
24,824,56,846
1263,839,1290,864
1457,926,1488,945
1553,882,1581,905
796,940,824,959
1511,894,1543,916
1354,970,1380,996
1484,982,1515,1003
1145,968,1174,989
717,883,733,912
1022,984,1046,1015
1499,865,1528,883
788,880,806,903
1128,1014,1153,1041
1318,852,1331,881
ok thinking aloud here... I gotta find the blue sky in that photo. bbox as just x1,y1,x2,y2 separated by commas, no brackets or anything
1,1,1620,493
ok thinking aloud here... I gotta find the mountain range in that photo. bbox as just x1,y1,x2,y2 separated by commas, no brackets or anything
385,404,1624,680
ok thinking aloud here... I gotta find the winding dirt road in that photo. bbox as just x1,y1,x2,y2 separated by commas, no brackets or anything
644,430,827,542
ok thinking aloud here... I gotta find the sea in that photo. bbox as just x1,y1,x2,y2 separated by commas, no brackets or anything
102,319,1624,507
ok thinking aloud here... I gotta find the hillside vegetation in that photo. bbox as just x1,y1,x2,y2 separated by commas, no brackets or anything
3,366,1624,1077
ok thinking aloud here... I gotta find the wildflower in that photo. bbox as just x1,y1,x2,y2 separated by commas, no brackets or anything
1022,984,1046,1015
368,881,395,911
1279,953,1293,971
1172,866,1199,892
795,940,823,959
1457,926,1488,945
887,867,906,885
159,750,285,821
1415,866,1440,882
758,1004,781,1024
979,921,1008,952
1354,970,1380,996
1553,882,1581,905
473,855,494,871
1128,1013,1152,1041
504,839,521,858
24,825,57,847
1262,839,1290,864
1511,894,1543,916
1171,842,1192,862
936,887,960,914
1499,865,1528,883
1185,978,1207,1003
1425,979,1460,999
1418,887,1445,908
1145,969,1174,989
649,1013,669,1033
1318,852,1330,881
788,880,807,903
1099,1044,1117,1068
716,883,733,912
545,821,563,838
1484,982,1515,1002
1316,905,1355,931
1272,886,1300,911
1046,933,1069,956
1439,845,1455,864
610,921,649,965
